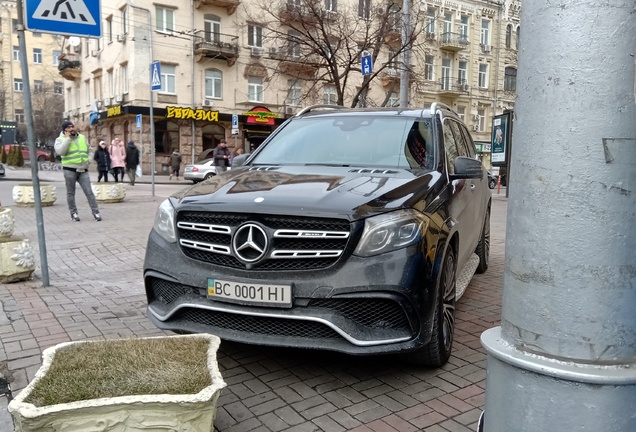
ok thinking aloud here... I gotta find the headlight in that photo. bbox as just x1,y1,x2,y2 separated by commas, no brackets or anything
153,199,176,243
353,209,428,257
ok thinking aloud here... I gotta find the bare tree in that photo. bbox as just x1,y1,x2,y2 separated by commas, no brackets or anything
31,83,64,146
245,0,426,107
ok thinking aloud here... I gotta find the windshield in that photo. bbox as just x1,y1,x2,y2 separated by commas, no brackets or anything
251,116,435,170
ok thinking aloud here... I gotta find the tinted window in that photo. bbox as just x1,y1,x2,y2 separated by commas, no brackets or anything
442,119,458,174
449,120,471,158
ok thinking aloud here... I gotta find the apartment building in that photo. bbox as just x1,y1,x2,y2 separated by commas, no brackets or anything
0,0,65,146
56,0,520,173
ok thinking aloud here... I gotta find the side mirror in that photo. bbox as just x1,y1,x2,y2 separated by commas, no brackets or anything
453,156,483,179
232,153,250,167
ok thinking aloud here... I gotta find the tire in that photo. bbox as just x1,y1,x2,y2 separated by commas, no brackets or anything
475,208,490,274
37,155,46,162
402,247,457,367
204,173,215,180
489,179,496,189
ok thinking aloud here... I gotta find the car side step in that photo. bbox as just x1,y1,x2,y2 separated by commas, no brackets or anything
456,253,480,300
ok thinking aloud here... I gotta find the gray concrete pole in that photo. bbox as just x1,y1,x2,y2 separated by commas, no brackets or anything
399,0,410,107
480,1,636,431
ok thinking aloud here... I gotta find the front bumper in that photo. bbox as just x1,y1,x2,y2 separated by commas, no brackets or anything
144,229,438,356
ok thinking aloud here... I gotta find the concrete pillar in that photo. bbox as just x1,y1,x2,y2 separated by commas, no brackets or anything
480,1,636,431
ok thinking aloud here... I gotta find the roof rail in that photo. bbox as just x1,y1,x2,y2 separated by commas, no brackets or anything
430,102,459,117
295,104,349,116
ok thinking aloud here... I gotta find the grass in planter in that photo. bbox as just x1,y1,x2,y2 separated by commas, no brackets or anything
24,338,211,407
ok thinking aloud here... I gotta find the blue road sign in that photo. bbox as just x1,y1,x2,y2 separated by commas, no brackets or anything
25,0,102,37
361,55,373,76
151,62,162,91
232,114,238,128
136,114,142,130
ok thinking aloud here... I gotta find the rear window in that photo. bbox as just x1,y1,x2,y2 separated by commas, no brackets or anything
251,116,435,170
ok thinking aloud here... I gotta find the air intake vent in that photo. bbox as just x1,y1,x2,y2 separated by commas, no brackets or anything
348,168,399,174
248,166,281,171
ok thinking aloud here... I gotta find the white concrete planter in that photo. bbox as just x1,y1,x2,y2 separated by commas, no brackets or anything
8,334,226,432
0,237,35,283
91,183,126,203
12,184,57,207
0,207,16,239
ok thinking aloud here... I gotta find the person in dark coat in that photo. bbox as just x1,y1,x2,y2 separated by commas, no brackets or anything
93,140,111,182
125,140,140,186
169,150,182,180
212,139,231,174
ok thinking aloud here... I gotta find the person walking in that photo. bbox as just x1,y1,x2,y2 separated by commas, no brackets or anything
169,150,182,180
54,121,102,222
94,140,111,182
109,137,126,183
213,139,231,174
125,140,140,186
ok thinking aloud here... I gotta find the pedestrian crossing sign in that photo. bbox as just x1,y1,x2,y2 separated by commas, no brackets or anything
151,62,162,91
25,0,102,38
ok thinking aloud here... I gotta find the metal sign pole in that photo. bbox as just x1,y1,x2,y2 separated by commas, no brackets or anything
17,0,49,286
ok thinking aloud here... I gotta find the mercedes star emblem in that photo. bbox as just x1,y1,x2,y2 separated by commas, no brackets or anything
233,223,268,263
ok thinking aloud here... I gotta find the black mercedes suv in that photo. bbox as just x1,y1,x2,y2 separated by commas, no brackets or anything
143,103,491,367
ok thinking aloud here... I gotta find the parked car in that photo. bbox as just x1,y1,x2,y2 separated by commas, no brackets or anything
144,103,491,367
0,162,5,178
487,171,497,189
183,158,217,183
3,144,50,162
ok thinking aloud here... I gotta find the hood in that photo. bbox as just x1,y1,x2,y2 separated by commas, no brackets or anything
127,141,136,148
172,165,443,221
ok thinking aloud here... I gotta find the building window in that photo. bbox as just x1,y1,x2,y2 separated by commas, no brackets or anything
14,78,23,92
160,64,176,94
457,106,465,121
33,48,42,64
106,17,113,43
155,120,180,155
459,15,469,42
323,85,337,105
205,69,222,99
54,81,63,94
13,46,20,62
425,8,436,34
505,24,512,48
15,109,25,124
248,76,263,102
516,26,520,50
424,55,434,81
53,50,61,65
477,108,486,132
358,0,370,19
287,80,301,106
325,0,337,12
107,69,114,97
478,63,488,88
287,31,301,57
121,7,128,34
84,80,91,105
458,60,467,85
480,19,490,46
504,67,517,91
387,91,399,107
156,7,175,33
12,19,17,31
248,24,263,47
93,75,102,100
121,63,129,93
34,80,43,92
442,12,452,42
204,15,221,43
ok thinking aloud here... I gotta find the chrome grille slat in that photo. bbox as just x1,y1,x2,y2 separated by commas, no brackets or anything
274,229,349,239
179,239,232,255
177,221,231,234
271,250,343,258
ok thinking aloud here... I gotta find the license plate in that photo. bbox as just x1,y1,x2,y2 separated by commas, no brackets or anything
207,278,292,307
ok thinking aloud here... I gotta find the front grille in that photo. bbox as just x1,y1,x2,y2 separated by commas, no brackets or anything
309,298,410,330
177,212,352,270
150,277,192,305
175,308,341,339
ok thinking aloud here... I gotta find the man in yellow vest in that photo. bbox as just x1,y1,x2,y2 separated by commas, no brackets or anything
54,121,101,222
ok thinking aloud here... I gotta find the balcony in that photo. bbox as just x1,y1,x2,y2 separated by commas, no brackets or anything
270,47,318,79
280,4,320,25
194,0,240,14
57,55,81,81
379,68,400,86
439,32,469,52
194,33,239,66
439,77,470,96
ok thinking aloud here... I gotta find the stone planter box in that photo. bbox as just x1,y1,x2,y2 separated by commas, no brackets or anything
0,207,16,239
8,334,226,432
91,183,126,203
0,237,35,283
12,184,57,207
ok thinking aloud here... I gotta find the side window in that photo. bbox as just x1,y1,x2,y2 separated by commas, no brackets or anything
459,123,477,158
443,119,458,174
449,120,471,158
405,120,434,170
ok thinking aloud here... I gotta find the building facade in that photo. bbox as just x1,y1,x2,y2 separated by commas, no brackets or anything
56,0,520,173
0,0,65,147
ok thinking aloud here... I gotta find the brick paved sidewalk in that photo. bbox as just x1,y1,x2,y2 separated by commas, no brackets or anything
0,186,507,432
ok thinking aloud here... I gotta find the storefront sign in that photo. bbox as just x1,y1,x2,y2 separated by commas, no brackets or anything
243,106,279,125
166,106,219,122
107,106,122,117
491,112,510,166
